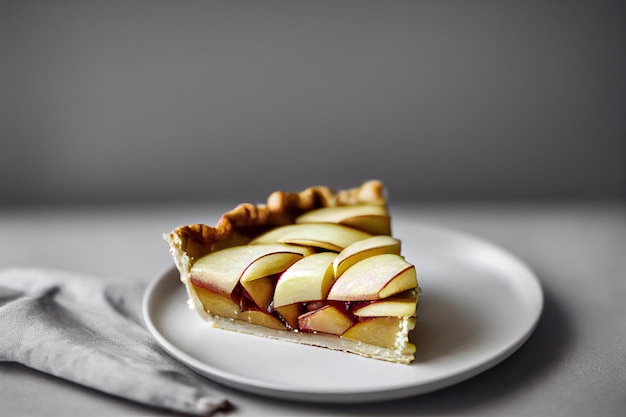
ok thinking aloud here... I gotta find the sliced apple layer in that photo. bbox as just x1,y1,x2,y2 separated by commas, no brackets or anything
187,230,418,351
342,317,417,350
333,235,401,278
295,204,391,235
273,252,336,308
190,243,309,295
298,305,354,335
351,290,419,317
166,181,420,364
250,223,372,252
327,254,416,301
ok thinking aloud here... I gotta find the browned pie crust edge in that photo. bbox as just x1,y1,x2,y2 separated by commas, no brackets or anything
166,180,387,263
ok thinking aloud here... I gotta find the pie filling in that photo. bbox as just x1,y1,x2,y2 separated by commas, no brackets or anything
190,275,418,347
166,181,420,363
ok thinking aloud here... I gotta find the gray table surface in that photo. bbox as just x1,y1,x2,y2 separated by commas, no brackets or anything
1,202,624,416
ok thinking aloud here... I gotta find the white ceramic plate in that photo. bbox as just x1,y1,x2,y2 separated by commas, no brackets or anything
143,221,542,403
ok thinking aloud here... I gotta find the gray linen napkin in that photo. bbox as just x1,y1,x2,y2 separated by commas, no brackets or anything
0,268,232,416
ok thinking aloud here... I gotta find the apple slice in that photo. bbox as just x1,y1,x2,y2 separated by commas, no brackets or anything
191,282,241,319
274,303,303,329
240,251,303,309
273,252,337,308
341,317,417,348
240,251,308,282
249,223,372,252
240,276,276,311
327,254,417,301
236,310,286,330
190,243,307,296
352,290,418,317
339,214,391,236
297,305,354,335
295,204,390,235
295,204,388,222
333,235,401,278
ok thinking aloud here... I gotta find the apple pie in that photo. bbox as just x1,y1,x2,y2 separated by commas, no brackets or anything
164,180,420,364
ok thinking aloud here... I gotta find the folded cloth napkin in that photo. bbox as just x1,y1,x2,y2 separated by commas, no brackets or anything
0,268,232,416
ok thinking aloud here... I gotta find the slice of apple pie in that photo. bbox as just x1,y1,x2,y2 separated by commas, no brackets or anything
165,180,420,364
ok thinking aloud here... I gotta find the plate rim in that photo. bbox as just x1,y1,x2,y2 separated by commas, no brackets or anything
143,221,543,403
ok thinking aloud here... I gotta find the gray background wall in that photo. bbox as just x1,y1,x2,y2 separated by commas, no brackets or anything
1,0,625,206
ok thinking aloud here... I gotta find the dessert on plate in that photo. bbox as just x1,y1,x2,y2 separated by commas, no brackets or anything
164,180,420,364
